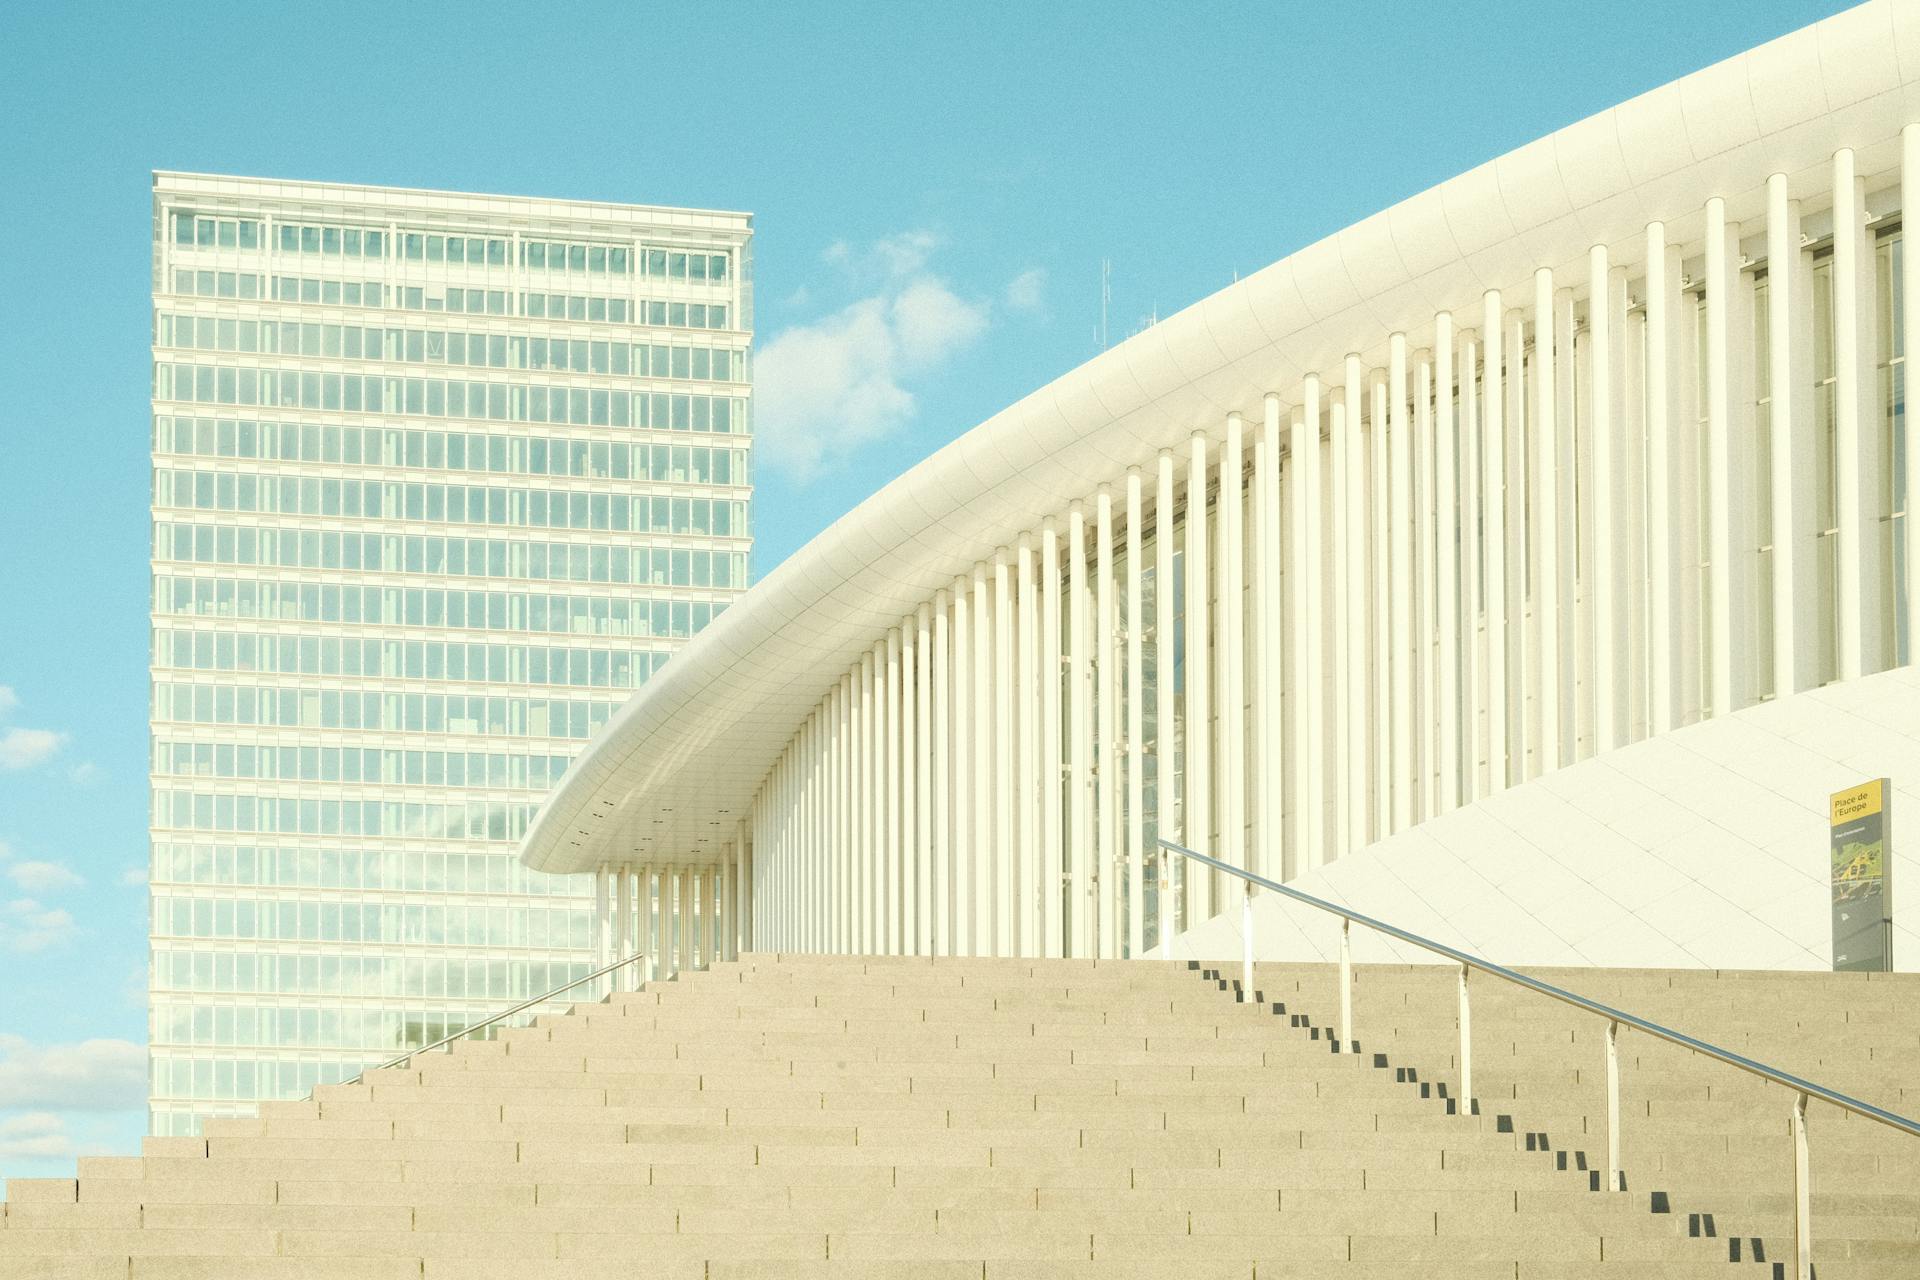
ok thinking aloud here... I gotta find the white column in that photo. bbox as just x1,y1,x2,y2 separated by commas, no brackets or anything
971,562,992,957
1016,535,1038,956
994,548,1015,958
766,752,776,953
1833,146,1883,681
1907,128,1920,667
1767,175,1806,697
611,864,630,990
1220,415,1246,887
677,867,693,973
1095,489,1118,958
1185,432,1213,925
1342,358,1366,841
690,867,704,968
857,647,874,951
1067,505,1091,955
1436,314,1459,809
1646,222,1679,735
932,588,952,955
663,864,676,973
637,862,650,975
1301,380,1325,866
784,733,796,953
845,664,860,951
900,614,918,955
885,628,901,953
873,641,888,951
695,859,710,971
709,866,721,967
1327,375,1350,855
1041,518,1064,957
1256,395,1281,883
821,695,831,951
592,864,611,992
1483,292,1508,791
1533,268,1561,774
1591,247,1619,753
1369,373,1390,837
697,867,711,968
1124,468,1145,957
1153,451,1176,946
838,676,853,952
641,864,656,977
1458,330,1482,798
820,689,831,952
1415,353,1435,817
1288,396,1312,875
634,865,649,977
951,577,972,955
915,602,933,954
1389,334,1412,830
734,824,747,958
816,713,827,949
1506,307,1530,775
714,859,728,965
1705,197,1736,719
1555,285,1577,757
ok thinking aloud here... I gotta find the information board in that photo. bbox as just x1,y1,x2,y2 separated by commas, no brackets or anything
1829,779,1893,972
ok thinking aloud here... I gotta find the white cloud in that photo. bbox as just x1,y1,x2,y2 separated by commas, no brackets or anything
119,867,148,888
7,861,83,894
0,686,18,717
68,761,100,785
0,1036,147,1112
756,234,991,479
823,231,939,283
0,1111,73,1160
0,899,78,952
892,278,989,368
869,230,938,280
0,727,66,771
1006,268,1047,314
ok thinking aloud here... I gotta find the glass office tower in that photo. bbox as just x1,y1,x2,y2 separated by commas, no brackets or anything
145,173,753,1135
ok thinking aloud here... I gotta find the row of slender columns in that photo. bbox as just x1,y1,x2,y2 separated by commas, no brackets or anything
588,862,733,987
740,138,1917,957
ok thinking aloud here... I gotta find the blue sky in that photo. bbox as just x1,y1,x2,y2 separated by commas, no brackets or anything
0,0,1848,1181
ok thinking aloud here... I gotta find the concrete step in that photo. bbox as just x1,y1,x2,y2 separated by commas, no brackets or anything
4,955,1915,1275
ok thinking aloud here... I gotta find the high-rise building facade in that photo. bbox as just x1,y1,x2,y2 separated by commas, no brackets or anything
146,173,753,1135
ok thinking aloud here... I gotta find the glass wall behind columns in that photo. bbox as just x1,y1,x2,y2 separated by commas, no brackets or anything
1813,252,1842,686
1070,504,1187,956
1877,232,1908,666
1141,508,1190,944
1753,273,1778,700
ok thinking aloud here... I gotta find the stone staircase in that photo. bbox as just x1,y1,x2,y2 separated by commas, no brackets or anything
1,954,1914,1278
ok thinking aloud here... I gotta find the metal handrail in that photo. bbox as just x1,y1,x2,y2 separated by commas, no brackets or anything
1157,836,1918,1280
344,951,651,1085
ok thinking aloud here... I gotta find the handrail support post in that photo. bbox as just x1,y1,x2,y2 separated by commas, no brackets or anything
1241,879,1254,1001
1793,1091,1812,1279
1338,917,1352,1053
1457,963,1472,1114
1159,845,1174,961
1605,1019,1621,1192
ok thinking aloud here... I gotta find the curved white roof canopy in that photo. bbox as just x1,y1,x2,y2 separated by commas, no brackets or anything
522,0,1920,875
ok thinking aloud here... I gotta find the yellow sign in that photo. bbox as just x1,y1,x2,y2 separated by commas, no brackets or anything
1829,776,1893,972
1831,779,1884,826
